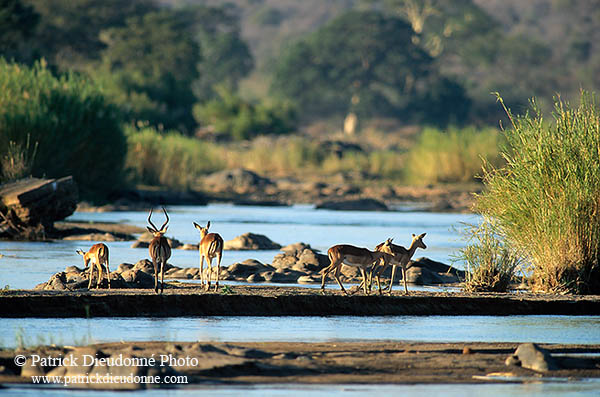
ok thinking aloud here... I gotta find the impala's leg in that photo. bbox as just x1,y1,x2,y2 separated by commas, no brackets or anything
215,253,222,291
160,260,165,294
153,259,159,294
105,259,111,290
375,261,388,295
360,267,369,295
401,264,408,295
206,257,213,291
388,264,397,295
320,263,334,291
199,252,205,288
96,263,103,289
333,264,347,295
87,265,93,290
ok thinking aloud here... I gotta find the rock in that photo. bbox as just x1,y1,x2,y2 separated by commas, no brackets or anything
297,275,320,283
316,198,388,211
224,233,282,250
247,273,265,282
405,267,444,285
505,355,521,366
180,243,199,250
119,269,155,288
117,263,133,272
513,343,559,372
63,233,121,242
227,259,272,278
20,357,46,377
203,168,273,193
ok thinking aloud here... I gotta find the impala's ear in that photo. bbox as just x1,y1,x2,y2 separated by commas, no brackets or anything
147,226,155,234
76,249,85,256
161,226,168,234
193,222,202,231
412,233,416,238
420,233,426,238
206,221,211,229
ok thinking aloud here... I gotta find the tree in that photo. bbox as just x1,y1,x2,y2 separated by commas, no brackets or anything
271,10,468,124
189,5,254,101
99,9,200,133
25,0,158,70
0,0,39,63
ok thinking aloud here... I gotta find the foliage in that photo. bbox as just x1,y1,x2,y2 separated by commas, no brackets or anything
0,59,126,200
476,92,600,294
193,87,296,141
0,0,39,63
190,5,254,102
457,220,522,293
99,9,200,133
270,9,468,124
0,135,37,181
404,126,502,184
124,125,224,190
24,0,158,70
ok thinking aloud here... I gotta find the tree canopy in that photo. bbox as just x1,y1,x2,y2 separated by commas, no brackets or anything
271,10,469,124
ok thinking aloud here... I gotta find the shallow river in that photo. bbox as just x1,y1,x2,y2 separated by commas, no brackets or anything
1,205,598,396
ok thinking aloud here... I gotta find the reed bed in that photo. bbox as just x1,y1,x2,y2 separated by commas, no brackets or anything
476,93,600,294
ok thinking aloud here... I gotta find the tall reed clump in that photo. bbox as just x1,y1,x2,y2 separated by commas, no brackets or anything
0,59,126,200
0,135,38,182
125,126,225,190
405,126,502,184
476,92,600,294
457,220,522,292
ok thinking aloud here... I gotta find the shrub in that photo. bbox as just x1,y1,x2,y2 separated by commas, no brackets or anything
476,92,600,294
125,126,224,190
457,220,522,292
193,86,296,141
0,59,126,201
405,126,502,184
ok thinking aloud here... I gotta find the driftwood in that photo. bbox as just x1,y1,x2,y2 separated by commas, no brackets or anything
0,176,78,239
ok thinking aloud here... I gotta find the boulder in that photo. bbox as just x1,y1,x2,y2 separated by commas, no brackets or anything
203,168,273,193
224,233,281,250
513,343,559,372
227,259,272,278
316,198,388,211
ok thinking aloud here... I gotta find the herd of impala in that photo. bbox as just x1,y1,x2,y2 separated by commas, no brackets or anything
76,207,427,295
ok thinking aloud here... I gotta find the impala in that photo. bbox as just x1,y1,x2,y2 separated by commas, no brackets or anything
374,233,427,295
76,243,110,289
147,207,171,294
194,221,224,291
321,244,392,295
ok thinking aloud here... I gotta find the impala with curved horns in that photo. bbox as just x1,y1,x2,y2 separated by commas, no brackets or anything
194,221,224,291
147,207,171,294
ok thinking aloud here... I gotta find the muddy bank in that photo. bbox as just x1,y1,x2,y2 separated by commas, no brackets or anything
1,287,599,317
1,341,599,389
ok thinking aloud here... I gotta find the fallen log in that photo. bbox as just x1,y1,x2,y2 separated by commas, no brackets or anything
0,176,78,239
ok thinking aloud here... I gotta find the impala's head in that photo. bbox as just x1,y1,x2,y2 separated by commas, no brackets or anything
147,207,169,237
411,233,427,250
193,221,210,239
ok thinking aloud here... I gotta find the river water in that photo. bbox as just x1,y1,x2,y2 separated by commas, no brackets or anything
1,205,598,396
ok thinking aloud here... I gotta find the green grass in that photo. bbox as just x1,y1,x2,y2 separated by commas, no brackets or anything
476,92,600,294
456,220,522,292
404,126,503,184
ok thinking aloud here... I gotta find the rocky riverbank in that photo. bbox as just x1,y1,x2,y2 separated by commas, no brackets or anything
1,340,599,390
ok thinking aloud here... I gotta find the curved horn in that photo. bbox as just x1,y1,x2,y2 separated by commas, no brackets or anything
147,208,159,232
159,206,170,232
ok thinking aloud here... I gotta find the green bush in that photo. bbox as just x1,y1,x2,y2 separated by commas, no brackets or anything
457,220,522,292
405,126,502,184
0,59,126,201
125,126,224,190
476,92,600,294
193,87,296,141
